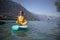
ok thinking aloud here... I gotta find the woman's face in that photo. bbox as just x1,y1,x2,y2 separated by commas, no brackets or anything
20,11,23,15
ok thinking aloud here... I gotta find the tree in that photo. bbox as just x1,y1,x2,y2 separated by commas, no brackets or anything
55,0,60,12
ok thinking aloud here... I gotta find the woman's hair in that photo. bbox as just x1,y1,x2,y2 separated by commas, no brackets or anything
19,10,24,16
20,10,24,14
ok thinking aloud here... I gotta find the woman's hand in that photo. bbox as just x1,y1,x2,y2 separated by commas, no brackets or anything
16,21,18,23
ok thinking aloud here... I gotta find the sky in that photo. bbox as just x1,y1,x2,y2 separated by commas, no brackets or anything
12,0,60,17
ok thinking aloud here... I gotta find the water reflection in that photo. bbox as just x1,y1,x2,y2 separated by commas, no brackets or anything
0,20,60,40
11,30,27,37
56,23,60,40
0,22,6,25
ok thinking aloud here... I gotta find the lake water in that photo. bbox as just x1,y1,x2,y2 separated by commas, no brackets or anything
0,20,60,40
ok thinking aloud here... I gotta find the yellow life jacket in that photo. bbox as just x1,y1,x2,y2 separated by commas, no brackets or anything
18,16,24,23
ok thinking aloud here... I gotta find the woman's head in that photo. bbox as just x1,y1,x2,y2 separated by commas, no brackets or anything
19,10,24,16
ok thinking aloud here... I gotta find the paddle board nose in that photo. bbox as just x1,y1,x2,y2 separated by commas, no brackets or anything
11,25,28,30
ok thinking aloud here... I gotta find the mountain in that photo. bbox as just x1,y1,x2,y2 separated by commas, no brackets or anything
33,13,59,21
0,0,40,21
33,14,48,21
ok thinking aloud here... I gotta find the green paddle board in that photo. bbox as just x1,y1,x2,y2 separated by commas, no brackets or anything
11,24,28,30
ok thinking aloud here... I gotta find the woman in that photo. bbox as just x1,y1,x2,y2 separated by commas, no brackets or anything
16,10,28,25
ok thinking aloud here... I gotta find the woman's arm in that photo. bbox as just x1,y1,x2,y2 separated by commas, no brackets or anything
24,17,28,24
16,17,19,23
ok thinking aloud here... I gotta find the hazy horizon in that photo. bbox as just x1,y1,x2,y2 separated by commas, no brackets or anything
12,0,60,17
